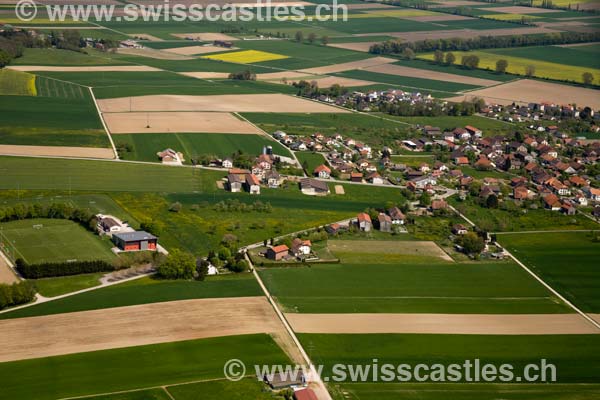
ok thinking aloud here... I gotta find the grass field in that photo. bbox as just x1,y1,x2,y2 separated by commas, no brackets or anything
0,218,115,264
419,50,600,84
242,112,409,146
0,94,108,147
33,272,104,297
296,151,328,174
486,45,600,70
258,242,568,314
0,334,289,400
0,274,261,319
115,132,291,163
35,76,87,99
449,197,600,232
11,48,124,66
379,114,513,133
0,69,36,96
498,232,600,313
299,333,600,385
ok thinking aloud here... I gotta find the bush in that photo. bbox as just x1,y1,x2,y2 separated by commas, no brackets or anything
16,259,114,279
156,249,195,279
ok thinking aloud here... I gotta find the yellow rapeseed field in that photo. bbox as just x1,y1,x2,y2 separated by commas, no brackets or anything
203,50,289,64
0,69,37,96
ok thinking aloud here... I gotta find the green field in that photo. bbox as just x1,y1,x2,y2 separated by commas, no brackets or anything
115,132,291,163
0,94,108,147
296,151,328,174
450,197,600,232
0,274,261,319
33,272,104,297
498,232,600,313
486,45,600,70
259,243,568,314
35,76,88,99
11,48,125,66
242,112,409,146
0,218,115,264
380,114,513,133
0,334,289,400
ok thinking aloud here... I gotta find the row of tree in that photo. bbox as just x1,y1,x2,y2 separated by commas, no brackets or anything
369,31,600,54
294,31,329,46
0,203,98,233
0,281,36,310
15,259,113,279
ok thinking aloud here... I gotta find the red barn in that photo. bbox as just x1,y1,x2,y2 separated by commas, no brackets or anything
112,231,157,252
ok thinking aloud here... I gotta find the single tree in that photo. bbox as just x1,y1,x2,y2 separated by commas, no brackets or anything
486,194,499,209
525,65,535,77
402,47,415,60
433,50,444,64
308,32,317,44
458,232,485,255
157,249,196,280
321,35,330,46
445,52,456,65
294,31,303,42
495,59,508,74
582,72,594,85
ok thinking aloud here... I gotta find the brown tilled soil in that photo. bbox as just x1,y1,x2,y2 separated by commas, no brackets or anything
406,14,474,22
346,2,396,9
116,48,193,60
0,255,18,284
98,94,349,113
0,145,114,159
448,79,600,110
354,27,560,41
0,297,291,362
286,313,600,335
103,112,263,134
8,65,161,72
298,56,396,74
171,32,239,41
328,42,378,53
486,6,561,13
365,63,499,87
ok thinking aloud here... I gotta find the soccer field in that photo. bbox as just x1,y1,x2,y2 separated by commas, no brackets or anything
0,218,115,264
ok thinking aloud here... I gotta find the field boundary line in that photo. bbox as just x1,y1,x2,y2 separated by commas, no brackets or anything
493,229,598,235
89,87,119,160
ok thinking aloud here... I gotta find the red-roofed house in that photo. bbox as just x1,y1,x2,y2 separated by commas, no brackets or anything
357,213,372,232
294,388,318,400
267,245,289,261
313,164,331,179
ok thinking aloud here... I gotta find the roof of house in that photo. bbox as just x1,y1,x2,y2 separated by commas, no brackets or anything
544,193,560,206
300,178,329,192
270,244,289,253
314,164,331,174
245,173,260,186
431,200,448,210
357,212,371,223
294,388,318,400
388,206,405,220
113,231,157,242
101,217,119,228
378,213,392,223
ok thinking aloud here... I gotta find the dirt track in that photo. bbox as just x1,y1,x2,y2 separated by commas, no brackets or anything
0,145,114,159
98,94,349,113
299,57,396,74
448,79,600,109
286,313,600,335
365,64,499,87
103,111,262,134
8,65,161,72
0,297,292,362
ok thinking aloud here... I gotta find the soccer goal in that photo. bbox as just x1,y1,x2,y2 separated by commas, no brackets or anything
33,224,43,230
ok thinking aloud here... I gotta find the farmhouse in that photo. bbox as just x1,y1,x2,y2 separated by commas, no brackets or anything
112,231,157,252
266,245,289,261
98,216,121,234
291,238,312,257
245,173,261,195
294,388,318,400
227,174,243,192
300,178,330,196
357,212,372,232
388,207,405,224
157,149,184,166
378,213,392,233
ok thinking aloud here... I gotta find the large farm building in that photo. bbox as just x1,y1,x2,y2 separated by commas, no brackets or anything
112,231,158,252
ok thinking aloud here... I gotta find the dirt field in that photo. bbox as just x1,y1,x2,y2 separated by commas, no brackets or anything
448,79,600,109
591,314,600,325
0,254,18,285
116,48,193,60
285,313,600,335
103,112,263,134
328,42,378,53
257,71,320,81
171,32,239,41
354,27,560,41
328,240,452,261
179,71,231,79
8,65,162,72
163,45,237,55
0,297,299,363
346,2,395,9
0,145,114,159
97,94,349,113
428,0,488,6
334,185,345,195
365,64,499,87
309,76,376,87
299,56,396,74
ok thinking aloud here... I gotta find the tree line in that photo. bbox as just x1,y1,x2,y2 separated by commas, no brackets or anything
0,281,35,310
0,203,98,233
369,31,600,55
16,259,113,279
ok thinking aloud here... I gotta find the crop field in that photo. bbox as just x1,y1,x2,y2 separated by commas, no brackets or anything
242,112,409,146
203,49,289,63
11,48,125,66
116,132,291,162
380,114,513,133
0,274,261,320
0,69,36,96
498,232,600,313
0,334,290,400
0,218,115,264
34,76,87,99
0,95,108,147
258,242,568,314
486,45,600,70
419,50,600,84
300,333,600,398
